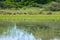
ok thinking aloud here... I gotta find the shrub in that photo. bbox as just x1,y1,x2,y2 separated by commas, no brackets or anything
45,2,60,11
53,0,60,3
46,11,52,15
31,3,43,8
35,0,52,4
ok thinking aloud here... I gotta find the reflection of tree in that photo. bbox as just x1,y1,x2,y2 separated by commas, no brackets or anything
0,19,60,40
16,19,60,40
0,20,13,35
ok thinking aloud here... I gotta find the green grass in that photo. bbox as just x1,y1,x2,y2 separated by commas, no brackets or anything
0,15,60,19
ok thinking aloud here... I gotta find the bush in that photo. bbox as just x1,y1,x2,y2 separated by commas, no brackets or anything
35,0,52,4
0,2,5,9
53,0,60,3
30,3,43,8
45,2,60,11
0,2,16,9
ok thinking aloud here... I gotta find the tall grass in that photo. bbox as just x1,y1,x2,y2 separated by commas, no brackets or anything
0,7,58,15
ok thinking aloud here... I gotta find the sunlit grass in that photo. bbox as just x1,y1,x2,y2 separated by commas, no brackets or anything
0,15,60,19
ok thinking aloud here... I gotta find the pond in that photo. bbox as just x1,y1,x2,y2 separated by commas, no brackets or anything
0,19,60,40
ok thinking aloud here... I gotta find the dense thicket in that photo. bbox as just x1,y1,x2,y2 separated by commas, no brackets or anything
0,0,60,8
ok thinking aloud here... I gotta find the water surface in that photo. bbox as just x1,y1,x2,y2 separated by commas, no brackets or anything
0,19,60,40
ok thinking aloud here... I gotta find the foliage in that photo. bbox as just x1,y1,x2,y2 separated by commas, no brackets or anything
45,2,60,11
0,0,52,8
0,0,60,12
53,0,60,3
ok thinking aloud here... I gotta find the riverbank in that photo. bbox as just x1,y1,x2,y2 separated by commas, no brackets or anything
0,15,60,19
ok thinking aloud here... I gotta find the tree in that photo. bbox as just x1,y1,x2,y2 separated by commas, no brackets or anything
35,0,52,4
0,0,5,1
53,0,60,2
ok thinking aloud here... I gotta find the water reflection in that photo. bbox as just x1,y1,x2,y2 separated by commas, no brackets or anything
0,19,60,40
0,24,42,40
50,38,60,40
0,25,35,40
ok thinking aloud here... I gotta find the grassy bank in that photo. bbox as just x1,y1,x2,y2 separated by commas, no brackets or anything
0,15,60,19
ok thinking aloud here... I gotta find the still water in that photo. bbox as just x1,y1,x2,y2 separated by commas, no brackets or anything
0,19,60,40
0,24,60,40
0,24,42,40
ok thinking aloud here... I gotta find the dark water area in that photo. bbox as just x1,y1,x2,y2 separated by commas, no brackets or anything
0,19,60,40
